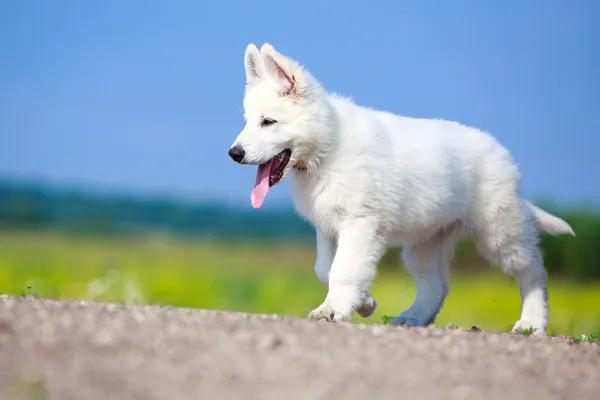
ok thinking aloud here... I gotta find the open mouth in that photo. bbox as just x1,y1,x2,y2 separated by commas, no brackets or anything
250,149,292,209
267,149,292,186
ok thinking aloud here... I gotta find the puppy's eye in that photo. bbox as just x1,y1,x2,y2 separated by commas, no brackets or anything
261,118,277,127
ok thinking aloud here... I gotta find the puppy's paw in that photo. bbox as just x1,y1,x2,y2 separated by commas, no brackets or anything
356,293,377,318
512,319,548,337
307,303,350,322
391,309,435,327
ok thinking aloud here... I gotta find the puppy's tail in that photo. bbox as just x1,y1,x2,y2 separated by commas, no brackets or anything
525,201,575,236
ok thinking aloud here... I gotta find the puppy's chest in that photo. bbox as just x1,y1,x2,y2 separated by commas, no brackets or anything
289,174,350,235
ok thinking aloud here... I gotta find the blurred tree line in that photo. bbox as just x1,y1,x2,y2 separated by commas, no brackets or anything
0,179,598,281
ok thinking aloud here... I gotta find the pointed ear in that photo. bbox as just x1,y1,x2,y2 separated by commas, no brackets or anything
260,43,298,96
244,43,261,85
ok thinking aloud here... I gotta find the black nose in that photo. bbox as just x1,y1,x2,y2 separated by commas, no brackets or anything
228,146,245,162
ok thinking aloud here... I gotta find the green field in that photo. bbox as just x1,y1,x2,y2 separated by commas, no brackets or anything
1,232,598,337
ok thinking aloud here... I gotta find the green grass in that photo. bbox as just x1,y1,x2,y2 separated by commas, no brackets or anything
513,327,536,336
1,231,599,337
573,333,600,343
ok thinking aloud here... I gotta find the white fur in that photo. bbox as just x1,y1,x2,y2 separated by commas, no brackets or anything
230,43,575,335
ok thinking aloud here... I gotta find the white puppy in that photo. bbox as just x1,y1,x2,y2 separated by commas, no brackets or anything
229,43,575,335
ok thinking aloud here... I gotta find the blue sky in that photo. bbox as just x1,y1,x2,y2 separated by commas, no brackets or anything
1,1,598,208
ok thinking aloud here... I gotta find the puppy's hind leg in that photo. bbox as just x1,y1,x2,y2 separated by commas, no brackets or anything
393,228,460,327
475,203,549,335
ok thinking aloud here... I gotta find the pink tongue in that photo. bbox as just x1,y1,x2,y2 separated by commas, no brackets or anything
251,160,274,208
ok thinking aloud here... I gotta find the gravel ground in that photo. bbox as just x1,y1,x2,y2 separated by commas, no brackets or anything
0,296,598,400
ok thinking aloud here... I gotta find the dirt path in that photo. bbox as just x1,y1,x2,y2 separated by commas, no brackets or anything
0,296,598,400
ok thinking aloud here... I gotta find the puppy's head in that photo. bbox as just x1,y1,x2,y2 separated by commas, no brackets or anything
229,43,331,208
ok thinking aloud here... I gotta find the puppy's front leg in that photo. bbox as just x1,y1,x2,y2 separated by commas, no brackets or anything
313,229,336,287
308,219,385,322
